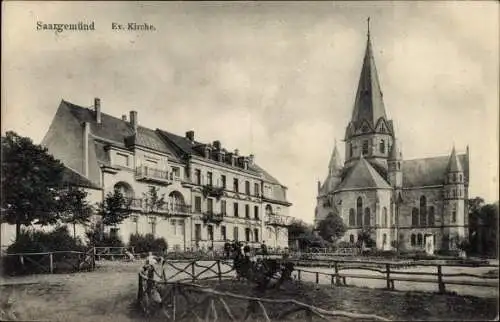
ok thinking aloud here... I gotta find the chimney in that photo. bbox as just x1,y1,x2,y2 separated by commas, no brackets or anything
94,98,101,124
248,154,254,165
129,110,138,132
213,140,221,150
243,157,249,170
234,149,239,156
186,130,195,142
121,115,127,121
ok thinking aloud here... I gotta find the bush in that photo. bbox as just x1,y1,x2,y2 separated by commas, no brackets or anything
128,233,167,255
85,227,125,250
3,226,86,276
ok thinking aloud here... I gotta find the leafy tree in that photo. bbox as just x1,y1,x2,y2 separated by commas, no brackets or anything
317,212,347,243
143,186,166,215
357,227,376,248
468,198,498,257
58,187,93,239
97,189,132,227
1,131,65,239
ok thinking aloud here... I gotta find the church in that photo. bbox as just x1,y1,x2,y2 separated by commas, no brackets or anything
315,25,469,252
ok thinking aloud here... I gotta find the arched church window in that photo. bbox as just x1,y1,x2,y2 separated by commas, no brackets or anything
411,208,419,226
362,140,369,155
364,207,371,227
397,162,401,170
417,233,423,246
349,209,355,227
452,173,456,182
356,197,363,226
379,140,385,154
452,210,457,223
428,206,435,226
411,234,416,246
459,174,463,182
420,196,427,227
380,124,386,133
382,207,388,227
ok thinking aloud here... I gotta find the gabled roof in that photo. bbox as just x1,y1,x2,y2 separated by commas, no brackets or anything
350,33,388,130
62,166,100,190
337,156,391,190
402,153,469,187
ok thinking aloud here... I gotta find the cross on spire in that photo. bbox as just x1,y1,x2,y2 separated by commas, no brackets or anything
367,17,371,39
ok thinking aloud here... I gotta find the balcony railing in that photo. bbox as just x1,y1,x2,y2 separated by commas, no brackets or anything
202,185,225,199
159,203,191,216
202,212,225,225
127,198,143,210
135,166,172,185
265,213,292,227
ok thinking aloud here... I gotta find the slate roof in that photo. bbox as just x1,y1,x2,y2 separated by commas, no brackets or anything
62,166,100,189
337,156,391,190
402,154,468,187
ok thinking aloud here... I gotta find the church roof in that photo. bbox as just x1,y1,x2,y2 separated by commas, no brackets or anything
328,142,343,170
350,31,387,129
402,153,469,187
337,155,391,190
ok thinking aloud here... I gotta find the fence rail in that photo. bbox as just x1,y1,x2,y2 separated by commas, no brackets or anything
137,259,391,321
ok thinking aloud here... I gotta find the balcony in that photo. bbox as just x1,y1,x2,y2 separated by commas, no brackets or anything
135,166,172,185
202,185,225,199
127,198,143,210
159,203,191,217
202,212,225,225
265,213,292,227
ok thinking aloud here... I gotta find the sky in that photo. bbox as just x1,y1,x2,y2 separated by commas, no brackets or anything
2,1,499,223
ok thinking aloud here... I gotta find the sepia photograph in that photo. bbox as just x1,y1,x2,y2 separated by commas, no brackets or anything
1,1,498,321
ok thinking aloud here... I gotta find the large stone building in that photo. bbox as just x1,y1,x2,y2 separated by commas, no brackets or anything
1,99,293,250
315,29,469,252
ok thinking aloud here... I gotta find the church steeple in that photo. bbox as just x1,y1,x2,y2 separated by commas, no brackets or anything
344,19,395,169
328,140,343,175
350,18,387,129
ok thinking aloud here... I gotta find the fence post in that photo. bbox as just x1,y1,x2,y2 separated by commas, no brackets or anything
437,265,446,293
334,261,341,286
298,269,301,282
49,252,54,273
315,272,319,285
217,260,222,281
191,261,196,282
385,263,391,290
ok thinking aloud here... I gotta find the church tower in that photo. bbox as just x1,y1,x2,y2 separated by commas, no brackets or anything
325,141,343,191
443,146,466,248
344,19,395,169
387,139,402,188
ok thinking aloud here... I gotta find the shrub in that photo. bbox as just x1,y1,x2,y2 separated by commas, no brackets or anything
128,233,168,255
3,225,86,276
85,227,125,250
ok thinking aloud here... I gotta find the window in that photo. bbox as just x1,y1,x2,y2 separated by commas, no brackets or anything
383,233,387,245
349,143,353,157
452,211,457,223
412,208,419,226
178,220,184,235
245,204,250,218
356,197,363,226
349,209,355,227
234,202,239,217
364,208,371,226
459,174,463,182
195,224,201,241
254,183,260,196
195,169,201,185
221,226,227,241
233,227,239,241
195,196,202,212
362,140,369,155
207,225,214,241
233,178,239,192
411,234,416,246
254,206,259,220
428,206,435,226
420,196,427,227
245,181,250,195
254,229,259,242
110,227,119,237
221,175,226,188
207,172,213,186
452,173,456,182
171,219,177,235
245,228,251,242
379,140,385,154
207,198,214,214
116,153,129,167
349,234,355,243
171,167,180,178
417,233,423,247
221,200,227,215
148,216,157,235
382,207,388,227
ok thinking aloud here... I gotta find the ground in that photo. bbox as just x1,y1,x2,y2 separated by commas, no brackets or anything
0,261,498,321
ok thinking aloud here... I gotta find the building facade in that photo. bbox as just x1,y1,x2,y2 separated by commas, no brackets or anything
315,29,469,252
1,99,293,250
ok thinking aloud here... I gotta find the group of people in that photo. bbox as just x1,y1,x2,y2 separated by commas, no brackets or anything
223,240,269,260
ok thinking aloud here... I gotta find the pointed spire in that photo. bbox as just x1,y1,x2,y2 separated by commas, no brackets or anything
350,19,388,129
389,139,402,160
328,140,343,172
447,146,463,173
367,17,371,39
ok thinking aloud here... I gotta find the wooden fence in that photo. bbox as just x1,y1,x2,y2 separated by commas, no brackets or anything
290,259,499,293
3,248,95,274
137,259,391,321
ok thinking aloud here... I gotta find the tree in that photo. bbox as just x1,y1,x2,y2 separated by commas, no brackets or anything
58,187,93,239
143,186,166,215
317,212,347,243
1,131,66,240
357,227,376,248
97,189,132,227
